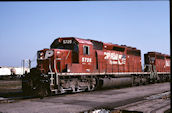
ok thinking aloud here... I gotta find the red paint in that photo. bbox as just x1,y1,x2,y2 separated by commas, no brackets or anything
36,37,169,74
144,52,170,72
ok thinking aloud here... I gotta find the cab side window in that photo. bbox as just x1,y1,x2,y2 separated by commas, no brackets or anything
83,45,90,55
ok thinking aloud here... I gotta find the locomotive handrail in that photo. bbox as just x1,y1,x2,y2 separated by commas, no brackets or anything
56,72,152,76
53,71,170,76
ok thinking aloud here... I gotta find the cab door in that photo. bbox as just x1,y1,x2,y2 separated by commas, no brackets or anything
81,44,93,73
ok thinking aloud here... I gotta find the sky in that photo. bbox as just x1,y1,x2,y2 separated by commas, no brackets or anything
0,1,170,68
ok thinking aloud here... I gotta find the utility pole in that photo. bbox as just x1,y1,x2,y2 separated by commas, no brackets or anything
22,59,31,74
22,60,25,75
28,59,31,69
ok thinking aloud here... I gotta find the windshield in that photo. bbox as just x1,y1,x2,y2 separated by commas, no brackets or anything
53,44,73,50
51,39,78,52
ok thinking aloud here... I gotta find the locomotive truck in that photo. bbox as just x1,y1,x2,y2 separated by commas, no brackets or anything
22,37,170,97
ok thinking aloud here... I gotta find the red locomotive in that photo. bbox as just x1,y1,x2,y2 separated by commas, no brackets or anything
37,37,142,73
22,37,170,97
144,52,170,72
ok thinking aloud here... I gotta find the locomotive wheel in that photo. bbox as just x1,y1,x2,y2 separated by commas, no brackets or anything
85,85,91,92
38,88,48,99
36,84,50,98
89,84,95,91
85,84,96,92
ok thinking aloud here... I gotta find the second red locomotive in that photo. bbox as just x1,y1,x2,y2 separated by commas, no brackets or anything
144,52,170,72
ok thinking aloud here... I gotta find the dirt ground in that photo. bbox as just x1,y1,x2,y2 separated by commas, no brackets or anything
0,82,170,113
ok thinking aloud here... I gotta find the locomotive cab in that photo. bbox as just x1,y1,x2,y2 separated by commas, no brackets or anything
50,37,79,64
36,37,81,74
36,37,95,74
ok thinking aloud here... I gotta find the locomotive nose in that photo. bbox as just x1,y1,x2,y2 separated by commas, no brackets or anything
56,50,62,58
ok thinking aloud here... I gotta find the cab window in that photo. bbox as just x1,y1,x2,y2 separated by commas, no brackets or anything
83,45,90,55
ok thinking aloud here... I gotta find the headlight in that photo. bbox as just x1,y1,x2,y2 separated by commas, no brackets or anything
37,51,44,60
57,51,61,54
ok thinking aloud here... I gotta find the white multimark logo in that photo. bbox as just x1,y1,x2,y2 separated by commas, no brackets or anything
104,52,126,65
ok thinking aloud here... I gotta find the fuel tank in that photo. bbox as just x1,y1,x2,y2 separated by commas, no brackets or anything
99,77,132,88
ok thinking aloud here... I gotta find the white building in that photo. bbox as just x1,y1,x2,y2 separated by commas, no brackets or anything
0,66,30,76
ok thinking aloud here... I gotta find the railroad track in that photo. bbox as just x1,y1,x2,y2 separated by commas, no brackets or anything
0,82,170,113
114,91,170,113
0,82,170,105
0,93,36,103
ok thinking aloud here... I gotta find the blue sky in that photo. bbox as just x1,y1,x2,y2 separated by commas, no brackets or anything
0,1,170,68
